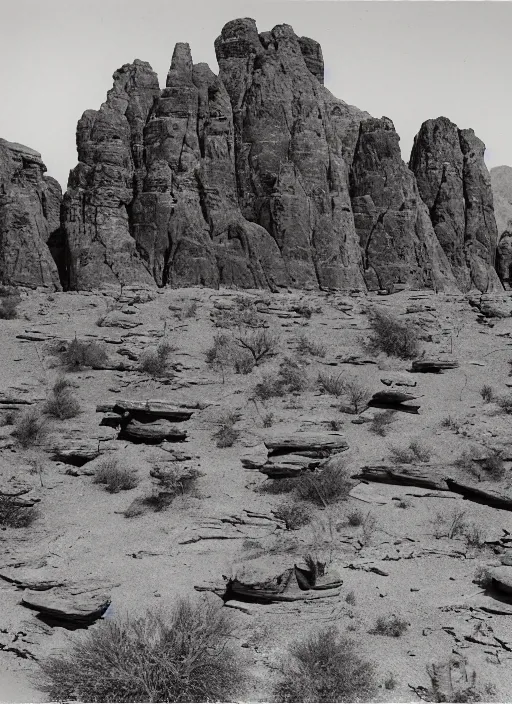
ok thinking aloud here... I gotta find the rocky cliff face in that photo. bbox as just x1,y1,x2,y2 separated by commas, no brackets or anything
0,140,62,289
349,117,458,292
3,18,506,293
410,117,501,292
491,166,512,286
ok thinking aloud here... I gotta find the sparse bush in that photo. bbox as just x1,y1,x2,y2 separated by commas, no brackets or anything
360,513,377,546
253,374,284,401
389,440,432,464
1,410,17,427
43,377,80,420
480,450,506,481
0,495,38,528
346,509,365,527
291,303,315,319
38,597,246,702
139,341,175,378
236,329,279,365
206,334,254,376
262,412,274,428
463,523,487,549
384,673,398,690
432,509,467,539
441,415,461,432
180,300,198,319
366,308,420,359
132,466,204,513
295,464,352,507
342,380,371,414
370,614,408,637
275,626,377,703
345,590,356,605
11,408,48,448
369,410,396,436
496,394,512,414
258,478,298,495
61,338,108,370
296,334,326,358
93,459,139,493
278,357,308,393
318,372,346,397
480,385,495,403
454,449,478,477
273,501,311,530
396,496,413,509
212,412,241,448
0,295,20,319
473,565,494,589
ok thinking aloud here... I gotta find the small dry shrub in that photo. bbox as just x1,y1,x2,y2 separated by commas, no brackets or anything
273,501,311,530
370,614,408,637
61,338,108,370
496,394,512,414
1,410,18,427
346,508,365,527
432,509,467,539
93,459,139,493
0,495,38,528
127,466,204,514
345,590,356,605
360,513,377,546
384,673,398,690
139,341,175,378
369,410,396,436
396,496,413,509
253,358,307,400
463,523,487,549
342,380,371,414
11,408,48,448
206,334,254,375
389,439,432,464
296,334,326,358
275,626,377,703
212,412,241,448
262,412,274,428
480,385,495,403
236,329,279,365
318,371,346,397
366,308,420,359
258,478,298,495
0,294,20,319
43,377,80,419
179,300,198,319
38,597,246,702
295,464,352,507
473,565,494,589
480,450,506,481
441,415,461,432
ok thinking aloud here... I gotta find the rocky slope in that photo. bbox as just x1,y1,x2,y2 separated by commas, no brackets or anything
0,18,506,294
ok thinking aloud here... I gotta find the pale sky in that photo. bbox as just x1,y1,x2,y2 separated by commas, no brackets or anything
1,0,511,189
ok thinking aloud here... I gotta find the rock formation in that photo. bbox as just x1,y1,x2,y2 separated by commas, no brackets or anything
2,19,507,293
349,117,458,292
410,117,502,292
0,140,62,289
490,166,512,287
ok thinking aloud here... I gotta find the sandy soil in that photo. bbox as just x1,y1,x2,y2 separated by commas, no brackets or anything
1,285,512,702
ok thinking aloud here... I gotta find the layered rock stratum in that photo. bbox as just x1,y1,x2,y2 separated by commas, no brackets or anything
0,18,507,293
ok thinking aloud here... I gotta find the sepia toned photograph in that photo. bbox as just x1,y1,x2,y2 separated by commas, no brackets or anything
1,0,512,701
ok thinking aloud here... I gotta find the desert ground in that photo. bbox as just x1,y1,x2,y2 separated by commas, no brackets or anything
2,283,512,702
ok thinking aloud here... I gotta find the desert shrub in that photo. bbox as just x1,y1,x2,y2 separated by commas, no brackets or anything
180,300,198,319
496,394,512,414
275,626,377,703
346,508,365,527
318,372,346,397
396,496,413,509
369,410,396,436
139,341,175,378
262,412,274,428
278,357,308,393
0,495,38,528
432,509,467,539
258,478,298,495
463,523,487,549
206,334,254,375
236,329,279,365
295,464,352,508
342,380,371,414
480,385,495,403
61,338,108,370
93,459,139,493
212,412,241,448
345,590,356,605
473,566,494,589
43,377,80,420
441,415,461,432
384,673,398,690
273,501,311,530
130,466,204,514
366,308,420,359
38,597,246,702
389,440,432,464
1,410,17,427
296,334,326,358
11,408,48,448
454,449,478,476
0,294,20,319
370,614,408,637
480,450,506,481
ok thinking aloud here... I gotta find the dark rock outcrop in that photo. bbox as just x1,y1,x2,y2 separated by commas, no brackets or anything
490,166,512,287
410,117,501,291
349,117,458,291
0,140,62,289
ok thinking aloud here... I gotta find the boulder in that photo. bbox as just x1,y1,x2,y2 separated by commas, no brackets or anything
21,579,114,624
490,566,512,595
119,419,187,443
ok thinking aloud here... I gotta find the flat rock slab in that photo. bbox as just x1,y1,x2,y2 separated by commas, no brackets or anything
112,400,194,421
411,359,459,373
119,419,187,444
349,482,393,504
371,390,418,404
0,566,65,591
51,442,101,466
21,579,115,623
241,444,269,469
264,433,348,454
